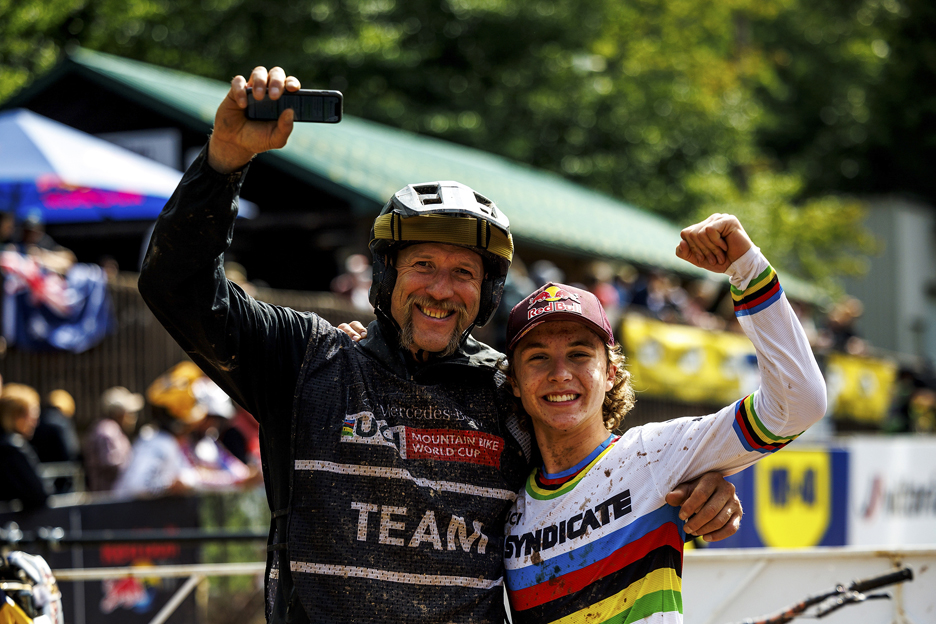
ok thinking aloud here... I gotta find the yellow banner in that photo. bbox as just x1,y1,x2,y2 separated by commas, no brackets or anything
622,314,756,404
754,450,831,548
825,352,897,423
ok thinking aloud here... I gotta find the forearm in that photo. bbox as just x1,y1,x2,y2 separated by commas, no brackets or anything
139,143,243,284
139,144,242,384
137,145,303,419
728,247,827,435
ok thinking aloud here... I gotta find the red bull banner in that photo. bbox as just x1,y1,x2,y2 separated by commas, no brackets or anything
824,352,897,424
622,313,758,405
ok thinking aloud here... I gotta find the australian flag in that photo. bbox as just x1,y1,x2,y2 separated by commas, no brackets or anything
0,250,114,353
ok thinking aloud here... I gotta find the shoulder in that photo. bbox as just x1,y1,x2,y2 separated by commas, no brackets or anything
0,433,22,452
2,432,28,450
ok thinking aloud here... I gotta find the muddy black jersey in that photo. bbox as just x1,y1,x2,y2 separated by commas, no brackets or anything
288,315,528,622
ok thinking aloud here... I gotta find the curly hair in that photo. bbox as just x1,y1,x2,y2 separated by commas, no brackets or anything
500,343,636,433
603,344,636,432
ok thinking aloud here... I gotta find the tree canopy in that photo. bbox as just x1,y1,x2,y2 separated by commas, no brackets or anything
3,0,927,292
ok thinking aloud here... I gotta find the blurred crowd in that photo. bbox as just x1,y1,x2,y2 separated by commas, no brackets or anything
0,209,77,276
0,362,262,513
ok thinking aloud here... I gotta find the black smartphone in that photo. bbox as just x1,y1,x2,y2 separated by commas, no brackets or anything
245,88,343,123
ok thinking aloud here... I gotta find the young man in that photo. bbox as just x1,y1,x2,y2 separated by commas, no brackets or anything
501,214,827,623
140,66,741,623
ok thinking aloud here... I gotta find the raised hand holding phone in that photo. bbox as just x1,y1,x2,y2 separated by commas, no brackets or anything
208,66,301,174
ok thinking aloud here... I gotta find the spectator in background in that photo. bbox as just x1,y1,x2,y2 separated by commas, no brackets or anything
907,388,936,432
32,389,80,464
195,378,262,467
629,269,684,322
612,263,639,312
82,386,142,491
678,279,727,331
586,261,623,331
819,295,868,355
529,258,564,287
0,383,48,510
886,366,936,433
16,210,76,275
192,375,259,468
98,255,120,282
0,211,14,246
114,362,258,498
31,389,81,493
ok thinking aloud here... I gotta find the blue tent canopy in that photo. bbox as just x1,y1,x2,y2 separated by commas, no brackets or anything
0,108,183,223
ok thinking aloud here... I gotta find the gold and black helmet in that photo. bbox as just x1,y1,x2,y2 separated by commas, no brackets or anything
369,181,513,329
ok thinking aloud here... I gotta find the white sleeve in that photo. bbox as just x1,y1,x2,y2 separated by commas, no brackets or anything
638,247,827,496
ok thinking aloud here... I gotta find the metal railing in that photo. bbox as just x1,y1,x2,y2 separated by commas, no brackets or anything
52,562,266,624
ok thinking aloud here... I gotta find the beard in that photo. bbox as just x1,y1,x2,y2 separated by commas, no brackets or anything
398,294,472,357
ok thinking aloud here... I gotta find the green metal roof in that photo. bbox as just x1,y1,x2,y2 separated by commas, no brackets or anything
35,48,824,300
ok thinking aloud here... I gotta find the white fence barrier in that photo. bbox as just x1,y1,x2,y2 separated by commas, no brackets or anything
684,546,935,624
52,547,934,624
52,562,265,624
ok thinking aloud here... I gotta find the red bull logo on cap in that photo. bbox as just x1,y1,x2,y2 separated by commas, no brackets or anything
528,286,582,319
528,285,580,306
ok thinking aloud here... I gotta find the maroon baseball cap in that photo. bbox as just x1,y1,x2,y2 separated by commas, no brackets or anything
506,282,615,352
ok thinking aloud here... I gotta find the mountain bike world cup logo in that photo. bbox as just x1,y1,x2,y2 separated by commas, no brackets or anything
340,411,504,467
527,286,582,319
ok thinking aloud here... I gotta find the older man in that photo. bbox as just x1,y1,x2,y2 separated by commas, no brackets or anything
139,67,740,624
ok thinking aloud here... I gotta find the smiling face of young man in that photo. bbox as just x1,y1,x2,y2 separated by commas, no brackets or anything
510,320,616,471
390,242,484,357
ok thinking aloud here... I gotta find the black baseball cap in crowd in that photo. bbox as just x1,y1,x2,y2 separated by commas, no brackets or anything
506,282,615,352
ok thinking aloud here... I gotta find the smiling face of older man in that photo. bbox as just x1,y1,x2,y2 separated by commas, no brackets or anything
389,242,485,358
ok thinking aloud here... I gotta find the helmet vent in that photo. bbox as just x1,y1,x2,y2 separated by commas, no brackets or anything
474,192,494,214
413,183,443,205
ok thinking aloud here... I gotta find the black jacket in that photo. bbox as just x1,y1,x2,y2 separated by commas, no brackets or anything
0,432,49,511
139,146,529,623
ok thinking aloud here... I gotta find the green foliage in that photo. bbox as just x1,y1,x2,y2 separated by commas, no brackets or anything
1,0,905,292
0,0,84,102
752,0,936,203
687,168,878,293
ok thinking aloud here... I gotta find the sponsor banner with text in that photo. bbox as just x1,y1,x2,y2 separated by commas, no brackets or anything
848,436,936,546
622,314,759,405
824,352,897,424
709,447,849,549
